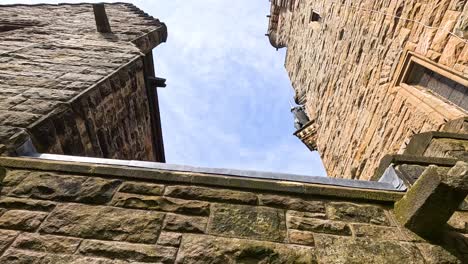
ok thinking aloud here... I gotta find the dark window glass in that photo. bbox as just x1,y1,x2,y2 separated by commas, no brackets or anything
404,63,468,111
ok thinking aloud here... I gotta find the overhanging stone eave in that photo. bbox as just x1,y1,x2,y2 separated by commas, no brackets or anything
0,155,404,203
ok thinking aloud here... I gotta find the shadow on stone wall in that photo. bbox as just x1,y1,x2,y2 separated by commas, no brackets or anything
0,167,5,195
438,228,468,263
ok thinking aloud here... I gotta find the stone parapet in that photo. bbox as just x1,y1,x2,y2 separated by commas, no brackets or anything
0,156,465,263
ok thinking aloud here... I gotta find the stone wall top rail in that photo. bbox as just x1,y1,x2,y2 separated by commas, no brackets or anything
0,156,404,202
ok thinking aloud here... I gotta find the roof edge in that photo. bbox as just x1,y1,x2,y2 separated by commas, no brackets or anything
0,156,404,203
0,2,134,7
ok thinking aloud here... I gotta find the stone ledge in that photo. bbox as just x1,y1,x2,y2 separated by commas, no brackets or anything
404,131,468,157
0,157,404,203
372,154,459,181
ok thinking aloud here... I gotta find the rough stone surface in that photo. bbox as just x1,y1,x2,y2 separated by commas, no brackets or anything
10,171,121,204
78,239,177,263
259,194,325,213
164,185,258,205
176,235,316,264
0,230,18,254
112,193,210,215
0,197,55,211
287,213,351,236
163,214,207,233
351,224,404,241
448,211,468,233
0,250,129,264
416,243,464,264
326,202,390,225
314,234,429,264
394,165,468,238
0,3,166,160
39,203,165,243
425,138,468,161
12,233,81,254
158,232,182,247
208,204,287,242
288,229,315,246
268,0,468,180
0,162,465,263
118,182,165,196
0,210,47,231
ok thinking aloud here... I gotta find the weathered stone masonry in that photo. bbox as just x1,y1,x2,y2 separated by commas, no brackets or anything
268,0,468,180
0,157,466,263
0,3,167,161
0,2,466,263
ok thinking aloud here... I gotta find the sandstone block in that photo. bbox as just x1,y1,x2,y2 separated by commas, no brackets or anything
415,243,462,264
0,230,18,254
0,210,47,231
10,172,121,204
112,193,210,215
158,232,182,247
288,229,315,246
315,234,426,264
314,234,426,263
439,37,465,67
326,202,390,225
287,210,327,220
164,185,257,205
40,203,164,243
1,170,29,187
208,204,286,242
118,181,164,196
258,194,326,213
447,211,468,233
78,239,177,263
22,88,77,102
176,234,316,264
430,10,461,52
12,233,81,254
287,214,351,236
0,197,56,211
163,214,207,233
351,224,403,241
0,111,40,127
0,249,128,264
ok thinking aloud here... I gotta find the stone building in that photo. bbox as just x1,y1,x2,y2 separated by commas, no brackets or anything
0,2,466,263
268,0,468,180
0,2,167,162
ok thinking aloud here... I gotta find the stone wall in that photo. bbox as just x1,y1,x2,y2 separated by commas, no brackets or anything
30,57,156,161
0,157,465,263
270,0,467,180
0,3,167,161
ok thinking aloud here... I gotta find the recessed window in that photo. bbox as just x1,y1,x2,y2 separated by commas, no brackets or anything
402,59,468,111
310,10,321,22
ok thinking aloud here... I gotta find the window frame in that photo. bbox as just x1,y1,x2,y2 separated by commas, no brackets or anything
391,51,468,122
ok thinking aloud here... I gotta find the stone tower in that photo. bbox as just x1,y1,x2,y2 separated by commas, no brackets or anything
267,0,468,180
0,2,167,162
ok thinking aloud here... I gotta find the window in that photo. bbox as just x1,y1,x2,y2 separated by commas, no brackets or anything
404,63,468,111
310,10,321,22
397,52,468,112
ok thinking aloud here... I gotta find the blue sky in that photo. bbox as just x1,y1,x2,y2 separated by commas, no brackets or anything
5,0,326,176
